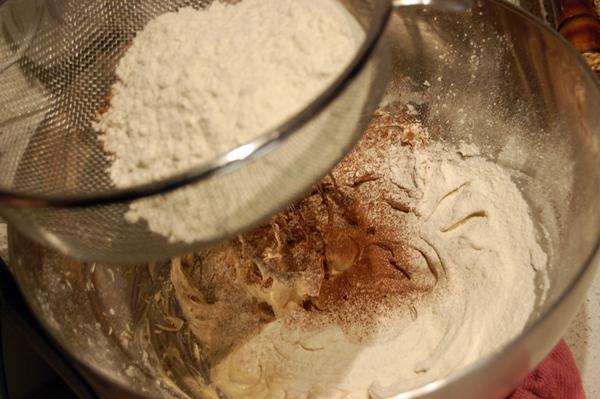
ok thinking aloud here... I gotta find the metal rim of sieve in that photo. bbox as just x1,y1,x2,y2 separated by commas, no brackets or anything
0,0,393,209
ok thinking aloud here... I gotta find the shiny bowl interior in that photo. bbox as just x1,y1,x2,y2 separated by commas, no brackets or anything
0,0,391,263
6,1,600,398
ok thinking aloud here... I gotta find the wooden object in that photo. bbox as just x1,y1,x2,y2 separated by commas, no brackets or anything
557,0,600,76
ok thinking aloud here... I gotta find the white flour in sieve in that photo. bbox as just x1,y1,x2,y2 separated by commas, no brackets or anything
96,0,364,242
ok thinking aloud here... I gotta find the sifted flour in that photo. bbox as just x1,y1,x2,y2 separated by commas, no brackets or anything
96,0,364,242
163,105,548,398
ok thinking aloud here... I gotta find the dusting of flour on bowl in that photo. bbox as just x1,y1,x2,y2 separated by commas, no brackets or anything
95,0,363,242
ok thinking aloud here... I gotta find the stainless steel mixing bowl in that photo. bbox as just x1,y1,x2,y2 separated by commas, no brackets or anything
5,0,600,398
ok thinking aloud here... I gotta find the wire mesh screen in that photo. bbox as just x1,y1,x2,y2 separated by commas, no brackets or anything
0,0,388,262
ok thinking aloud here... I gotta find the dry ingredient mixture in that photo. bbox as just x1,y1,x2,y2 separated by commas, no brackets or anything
164,103,548,399
95,0,363,242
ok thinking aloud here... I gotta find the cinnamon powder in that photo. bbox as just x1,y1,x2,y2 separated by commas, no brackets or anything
229,102,437,333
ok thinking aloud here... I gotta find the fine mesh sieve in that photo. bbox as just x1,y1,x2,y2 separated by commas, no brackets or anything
0,0,394,263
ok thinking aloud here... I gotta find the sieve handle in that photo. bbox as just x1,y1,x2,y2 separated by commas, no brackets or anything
392,0,472,12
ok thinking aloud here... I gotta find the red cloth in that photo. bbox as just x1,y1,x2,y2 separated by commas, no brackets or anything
509,340,586,399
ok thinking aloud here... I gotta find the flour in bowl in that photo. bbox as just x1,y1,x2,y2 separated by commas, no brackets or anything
159,103,547,398
95,0,364,242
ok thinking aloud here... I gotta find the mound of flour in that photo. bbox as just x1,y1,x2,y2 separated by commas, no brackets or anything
96,0,363,242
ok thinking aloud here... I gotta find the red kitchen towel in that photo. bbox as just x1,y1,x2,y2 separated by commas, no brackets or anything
509,340,586,399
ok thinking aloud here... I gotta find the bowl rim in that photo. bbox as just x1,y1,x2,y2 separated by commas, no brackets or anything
0,0,393,209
